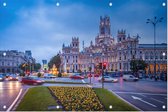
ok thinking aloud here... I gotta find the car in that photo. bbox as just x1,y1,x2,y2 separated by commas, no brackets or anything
98,76,118,82
123,75,138,81
87,74,100,77
0,74,5,81
8,74,19,81
21,77,44,85
70,74,84,79
44,74,56,78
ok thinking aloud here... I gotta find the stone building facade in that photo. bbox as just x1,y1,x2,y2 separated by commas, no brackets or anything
0,50,35,73
60,16,167,74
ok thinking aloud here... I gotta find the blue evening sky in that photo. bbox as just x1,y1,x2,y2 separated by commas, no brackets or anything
0,0,167,63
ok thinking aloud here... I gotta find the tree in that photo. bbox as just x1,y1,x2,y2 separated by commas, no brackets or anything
48,54,61,69
19,63,41,72
34,63,41,72
130,59,147,74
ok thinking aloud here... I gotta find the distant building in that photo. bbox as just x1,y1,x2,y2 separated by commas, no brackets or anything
60,16,167,74
42,60,48,71
0,50,35,73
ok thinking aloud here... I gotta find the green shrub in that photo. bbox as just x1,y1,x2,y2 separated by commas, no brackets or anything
20,73,25,77
58,73,62,77
37,73,41,77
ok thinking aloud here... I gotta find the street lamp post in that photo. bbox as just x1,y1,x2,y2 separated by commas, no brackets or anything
162,52,166,66
90,54,92,84
162,52,166,80
102,53,105,89
146,16,163,81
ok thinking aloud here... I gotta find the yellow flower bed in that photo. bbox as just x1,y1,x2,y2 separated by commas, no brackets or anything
49,87,104,111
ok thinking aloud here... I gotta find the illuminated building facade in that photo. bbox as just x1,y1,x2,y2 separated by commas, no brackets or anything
60,16,167,74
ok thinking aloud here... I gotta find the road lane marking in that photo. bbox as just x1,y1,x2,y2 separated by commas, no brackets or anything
114,91,167,96
132,96,157,107
7,89,23,111
110,90,141,111
139,94,146,97
82,80,86,83
150,98,164,103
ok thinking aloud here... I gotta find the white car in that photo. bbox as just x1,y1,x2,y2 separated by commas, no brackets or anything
98,76,118,82
44,74,56,78
123,75,138,81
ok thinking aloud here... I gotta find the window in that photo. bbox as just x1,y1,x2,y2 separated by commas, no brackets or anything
119,63,121,69
145,56,148,59
155,56,158,59
124,55,126,60
150,56,153,59
76,65,78,70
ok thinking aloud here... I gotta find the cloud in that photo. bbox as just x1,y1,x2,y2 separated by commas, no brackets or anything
0,2,99,62
0,0,166,63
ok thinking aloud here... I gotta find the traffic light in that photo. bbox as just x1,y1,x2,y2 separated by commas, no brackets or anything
103,62,107,70
99,63,102,69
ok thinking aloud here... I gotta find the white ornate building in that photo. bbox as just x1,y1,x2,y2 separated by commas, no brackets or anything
60,16,167,74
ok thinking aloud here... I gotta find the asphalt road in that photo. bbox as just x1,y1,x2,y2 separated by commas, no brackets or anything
0,81,22,111
0,77,167,111
92,77,167,111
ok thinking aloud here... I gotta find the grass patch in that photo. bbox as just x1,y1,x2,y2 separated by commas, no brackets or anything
16,86,138,111
94,88,138,111
45,81,88,84
16,87,61,111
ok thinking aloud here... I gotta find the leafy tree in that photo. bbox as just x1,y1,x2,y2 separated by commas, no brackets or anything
130,59,147,74
77,69,82,73
34,63,41,71
48,54,61,69
19,63,41,72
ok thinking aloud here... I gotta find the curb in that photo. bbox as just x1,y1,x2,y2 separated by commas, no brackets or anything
12,88,29,111
109,90,142,111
